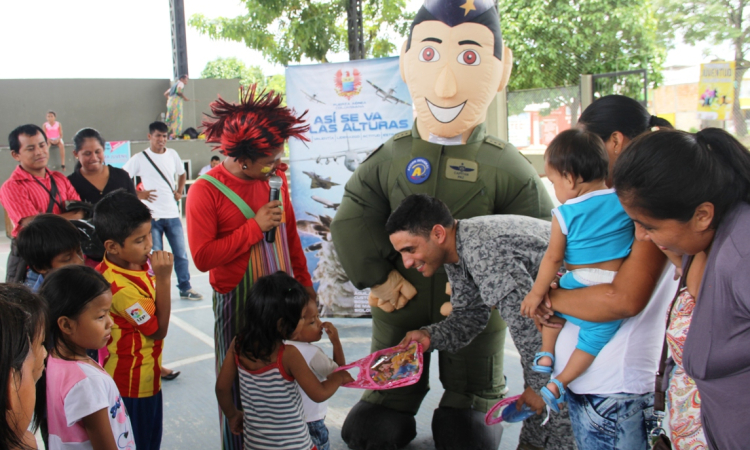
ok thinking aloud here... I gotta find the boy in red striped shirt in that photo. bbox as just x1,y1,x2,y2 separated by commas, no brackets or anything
93,189,173,450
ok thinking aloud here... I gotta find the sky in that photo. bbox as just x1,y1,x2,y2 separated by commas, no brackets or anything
0,0,733,81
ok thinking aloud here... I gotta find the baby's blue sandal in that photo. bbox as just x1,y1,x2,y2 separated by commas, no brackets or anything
540,379,566,413
532,352,555,373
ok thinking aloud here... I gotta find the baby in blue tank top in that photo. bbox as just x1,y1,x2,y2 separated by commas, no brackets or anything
519,129,634,413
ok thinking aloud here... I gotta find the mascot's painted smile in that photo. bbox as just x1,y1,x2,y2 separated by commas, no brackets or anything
426,99,466,123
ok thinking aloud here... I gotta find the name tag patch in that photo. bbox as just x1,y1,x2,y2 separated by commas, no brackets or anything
445,158,478,182
126,303,151,325
406,157,431,184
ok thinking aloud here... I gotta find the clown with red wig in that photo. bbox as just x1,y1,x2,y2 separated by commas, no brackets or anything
186,86,315,450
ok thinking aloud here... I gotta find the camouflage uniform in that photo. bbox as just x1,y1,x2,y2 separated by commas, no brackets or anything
427,215,576,449
332,124,574,448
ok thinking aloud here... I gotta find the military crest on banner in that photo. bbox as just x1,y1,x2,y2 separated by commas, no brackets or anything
334,69,363,100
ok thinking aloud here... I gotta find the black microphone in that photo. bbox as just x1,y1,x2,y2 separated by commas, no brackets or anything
265,175,283,243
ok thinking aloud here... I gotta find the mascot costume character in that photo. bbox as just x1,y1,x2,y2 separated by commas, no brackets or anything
331,0,575,449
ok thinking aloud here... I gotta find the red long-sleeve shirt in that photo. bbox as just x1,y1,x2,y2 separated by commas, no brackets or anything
0,166,80,237
186,164,312,294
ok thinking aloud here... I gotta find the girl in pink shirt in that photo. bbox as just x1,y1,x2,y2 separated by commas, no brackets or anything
44,111,66,171
40,265,135,450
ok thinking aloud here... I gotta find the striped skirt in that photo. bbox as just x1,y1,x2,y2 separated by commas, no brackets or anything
213,224,294,450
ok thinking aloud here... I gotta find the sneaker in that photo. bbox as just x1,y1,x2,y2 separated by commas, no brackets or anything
180,289,204,301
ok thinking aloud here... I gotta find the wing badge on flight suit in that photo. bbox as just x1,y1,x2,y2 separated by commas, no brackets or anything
445,158,478,182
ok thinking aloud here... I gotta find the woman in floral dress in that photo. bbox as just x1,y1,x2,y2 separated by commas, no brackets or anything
666,255,707,449
164,74,189,137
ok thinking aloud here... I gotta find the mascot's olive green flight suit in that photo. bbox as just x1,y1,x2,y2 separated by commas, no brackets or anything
331,122,554,449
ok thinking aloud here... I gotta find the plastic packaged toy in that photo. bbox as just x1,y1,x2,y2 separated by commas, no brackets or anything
485,395,535,425
334,341,423,389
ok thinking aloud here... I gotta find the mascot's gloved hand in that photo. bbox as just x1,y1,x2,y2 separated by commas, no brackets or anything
368,270,417,312
368,293,396,313
440,282,453,316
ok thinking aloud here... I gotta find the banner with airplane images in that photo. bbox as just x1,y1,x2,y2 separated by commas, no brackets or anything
287,57,414,317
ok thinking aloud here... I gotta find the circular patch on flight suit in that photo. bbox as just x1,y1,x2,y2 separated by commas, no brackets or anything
406,157,431,184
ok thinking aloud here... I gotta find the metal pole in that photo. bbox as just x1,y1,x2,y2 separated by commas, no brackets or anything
347,0,365,60
170,0,189,79
357,0,364,58
486,89,508,141
580,74,593,111
497,88,508,141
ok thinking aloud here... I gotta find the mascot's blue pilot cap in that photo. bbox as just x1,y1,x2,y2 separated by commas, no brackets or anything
406,0,503,59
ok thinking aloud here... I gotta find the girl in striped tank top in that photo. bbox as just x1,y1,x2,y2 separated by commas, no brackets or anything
216,272,354,450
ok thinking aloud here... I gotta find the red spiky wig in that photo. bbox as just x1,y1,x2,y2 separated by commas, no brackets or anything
202,84,310,160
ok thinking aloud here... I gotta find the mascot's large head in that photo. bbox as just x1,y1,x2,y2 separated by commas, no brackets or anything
400,0,513,140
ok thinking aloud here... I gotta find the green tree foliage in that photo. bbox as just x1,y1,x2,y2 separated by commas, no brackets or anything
266,74,287,96
656,0,749,136
190,0,413,66
201,57,287,104
499,0,665,116
200,57,265,88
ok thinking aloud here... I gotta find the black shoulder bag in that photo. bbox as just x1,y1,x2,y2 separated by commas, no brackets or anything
141,151,179,205
9,171,64,283
32,170,64,213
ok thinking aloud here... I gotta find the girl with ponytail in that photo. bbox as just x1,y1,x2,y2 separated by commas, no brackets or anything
613,127,750,449
39,265,136,450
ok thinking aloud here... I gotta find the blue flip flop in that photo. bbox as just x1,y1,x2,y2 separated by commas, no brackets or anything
532,352,555,373
540,379,566,413
501,399,536,423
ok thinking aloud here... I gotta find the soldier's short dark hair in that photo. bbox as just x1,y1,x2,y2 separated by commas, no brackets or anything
386,194,454,238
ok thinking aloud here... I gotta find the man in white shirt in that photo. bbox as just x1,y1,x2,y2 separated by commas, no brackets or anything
198,155,221,176
123,121,202,300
